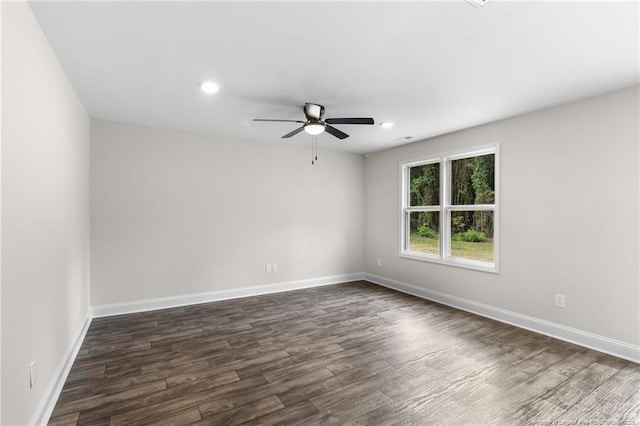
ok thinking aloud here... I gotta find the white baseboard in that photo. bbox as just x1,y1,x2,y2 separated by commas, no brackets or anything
364,273,640,364
92,273,365,318
29,313,92,426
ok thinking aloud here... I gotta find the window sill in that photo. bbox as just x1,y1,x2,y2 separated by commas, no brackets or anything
400,251,499,274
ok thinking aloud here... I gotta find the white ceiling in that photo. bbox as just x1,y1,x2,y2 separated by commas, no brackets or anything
29,1,639,154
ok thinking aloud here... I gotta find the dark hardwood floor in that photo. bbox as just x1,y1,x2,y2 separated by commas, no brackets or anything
49,281,640,425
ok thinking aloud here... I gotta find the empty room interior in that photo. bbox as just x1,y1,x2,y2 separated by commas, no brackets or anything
2,1,639,425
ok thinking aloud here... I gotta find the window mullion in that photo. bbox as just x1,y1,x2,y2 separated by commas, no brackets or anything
405,206,440,212
441,157,449,260
449,204,495,212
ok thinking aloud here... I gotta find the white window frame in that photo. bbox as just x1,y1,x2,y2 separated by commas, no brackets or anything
400,143,500,273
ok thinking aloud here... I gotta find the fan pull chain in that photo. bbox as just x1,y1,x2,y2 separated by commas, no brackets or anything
311,136,318,165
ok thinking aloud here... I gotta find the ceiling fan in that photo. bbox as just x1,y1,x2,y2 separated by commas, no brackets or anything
253,103,374,140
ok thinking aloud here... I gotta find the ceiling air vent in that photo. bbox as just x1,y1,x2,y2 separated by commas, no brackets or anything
467,0,494,8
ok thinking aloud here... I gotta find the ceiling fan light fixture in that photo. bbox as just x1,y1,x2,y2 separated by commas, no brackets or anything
304,121,325,135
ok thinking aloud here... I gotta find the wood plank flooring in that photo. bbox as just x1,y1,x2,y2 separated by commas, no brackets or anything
49,281,640,425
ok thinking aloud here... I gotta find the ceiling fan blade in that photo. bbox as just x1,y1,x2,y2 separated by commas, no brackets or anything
282,126,305,138
325,117,374,125
325,124,349,140
253,119,305,123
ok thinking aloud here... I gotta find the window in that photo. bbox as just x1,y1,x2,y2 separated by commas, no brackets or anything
400,145,499,272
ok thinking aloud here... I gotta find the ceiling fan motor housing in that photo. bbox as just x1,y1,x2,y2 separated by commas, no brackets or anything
304,103,325,120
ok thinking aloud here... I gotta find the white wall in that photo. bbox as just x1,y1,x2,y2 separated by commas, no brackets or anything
0,1,4,421
1,2,91,425
364,86,639,346
91,121,364,306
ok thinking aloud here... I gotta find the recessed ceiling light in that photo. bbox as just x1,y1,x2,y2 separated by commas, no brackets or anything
380,122,394,128
200,81,220,95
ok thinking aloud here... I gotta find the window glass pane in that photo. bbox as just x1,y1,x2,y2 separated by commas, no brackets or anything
450,210,494,262
409,163,440,206
451,154,495,205
408,211,439,255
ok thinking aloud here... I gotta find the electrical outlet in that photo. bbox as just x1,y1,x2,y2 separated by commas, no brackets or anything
554,294,566,309
376,258,382,267
266,264,272,274
272,264,278,273
29,359,37,388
